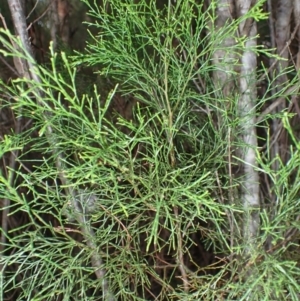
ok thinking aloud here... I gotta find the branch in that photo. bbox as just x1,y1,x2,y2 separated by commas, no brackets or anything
0,113,22,270
173,206,189,292
6,1,115,299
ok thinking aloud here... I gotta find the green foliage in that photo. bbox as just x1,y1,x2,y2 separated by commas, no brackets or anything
1,0,300,300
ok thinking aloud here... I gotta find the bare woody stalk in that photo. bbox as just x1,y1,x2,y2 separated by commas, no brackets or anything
6,1,115,300
0,115,22,272
212,0,260,256
173,206,189,292
264,0,293,251
212,0,236,99
211,0,237,251
236,0,260,254
273,0,292,164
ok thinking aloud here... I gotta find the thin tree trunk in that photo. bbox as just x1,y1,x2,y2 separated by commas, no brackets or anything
5,1,115,300
236,0,260,253
211,0,260,254
273,0,292,164
263,0,293,251
212,0,236,98
211,0,238,253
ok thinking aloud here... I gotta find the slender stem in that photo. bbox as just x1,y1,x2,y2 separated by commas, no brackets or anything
6,1,114,299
